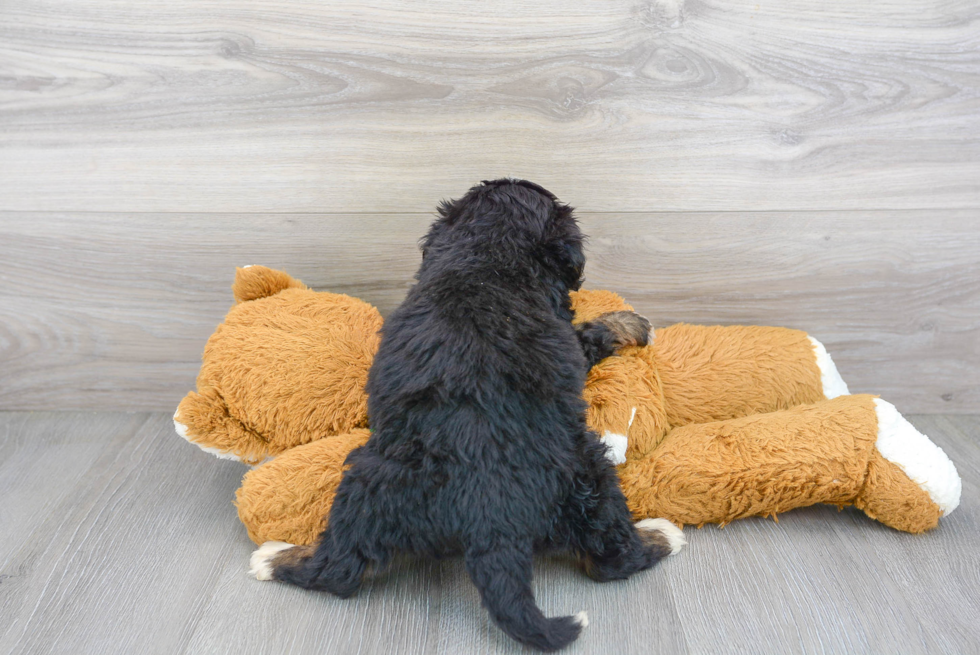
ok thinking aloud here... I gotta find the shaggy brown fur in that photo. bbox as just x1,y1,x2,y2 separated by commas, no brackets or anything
176,268,382,464
618,393,942,533
175,268,948,541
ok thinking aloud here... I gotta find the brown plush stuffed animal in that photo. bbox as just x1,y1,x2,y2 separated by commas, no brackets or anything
174,266,961,546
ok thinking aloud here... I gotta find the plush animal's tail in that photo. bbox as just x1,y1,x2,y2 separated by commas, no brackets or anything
466,545,586,652
232,265,308,303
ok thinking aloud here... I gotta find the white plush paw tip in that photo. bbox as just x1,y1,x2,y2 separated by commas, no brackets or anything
808,336,850,399
173,409,244,463
173,410,189,438
573,611,589,629
249,541,294,580
636,518,687,555
600,432,628,465
873,398,961,515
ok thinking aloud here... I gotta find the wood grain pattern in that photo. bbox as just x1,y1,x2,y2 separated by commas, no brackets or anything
0,412,147,572
587,212,980,414
0,411,977,654
2,211,978,412
3,0,978,648
0,413,249,654
1,0,978,212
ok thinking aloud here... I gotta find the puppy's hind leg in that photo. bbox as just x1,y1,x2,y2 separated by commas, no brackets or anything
250,475,371,597
250,450,412,597
565,436,685,582
465,543,587,652
249,526,367,598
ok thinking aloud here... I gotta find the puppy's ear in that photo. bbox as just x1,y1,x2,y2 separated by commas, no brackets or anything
537,233,583,321
557,238,585,291
538,207,585,292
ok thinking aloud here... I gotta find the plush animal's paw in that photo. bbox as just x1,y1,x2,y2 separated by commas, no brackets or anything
635,518,686,556
173,408,244,463
249,541,295,581
600,431,628,465
808,336,850,399
873,399,960,515
594,311,652,348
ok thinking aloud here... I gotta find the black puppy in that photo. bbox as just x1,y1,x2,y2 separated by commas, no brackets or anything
250,180,685,651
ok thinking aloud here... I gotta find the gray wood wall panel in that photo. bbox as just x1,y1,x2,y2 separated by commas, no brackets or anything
1,411,978,654
1,0,978,213
1,211,978,413
2,0,979,413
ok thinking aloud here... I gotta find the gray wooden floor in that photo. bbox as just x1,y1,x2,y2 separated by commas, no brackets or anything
0,411,976,655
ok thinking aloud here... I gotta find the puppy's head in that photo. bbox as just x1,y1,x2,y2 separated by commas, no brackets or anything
420,179,585,292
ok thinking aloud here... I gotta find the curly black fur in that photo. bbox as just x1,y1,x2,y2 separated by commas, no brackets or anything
265,180,671,651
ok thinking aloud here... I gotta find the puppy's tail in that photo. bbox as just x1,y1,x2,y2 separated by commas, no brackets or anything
465,544,586,652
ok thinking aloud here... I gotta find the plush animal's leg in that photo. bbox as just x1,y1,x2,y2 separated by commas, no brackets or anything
576,311,651,369
651,324,829,427
618,394,960,533
854,399,960,532
582,323,853,461
564,437,684,582
465,543,587,652
620,395,881,527
236,429,372,546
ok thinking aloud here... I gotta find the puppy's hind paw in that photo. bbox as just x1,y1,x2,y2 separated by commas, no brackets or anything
636,518,686,556
249,541,295,581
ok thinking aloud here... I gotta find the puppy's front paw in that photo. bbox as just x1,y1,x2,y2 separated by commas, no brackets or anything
635,518,686,556
594,311,652,348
